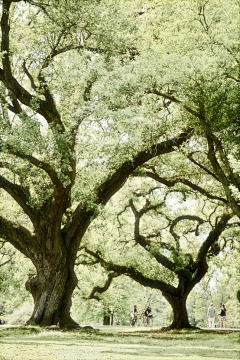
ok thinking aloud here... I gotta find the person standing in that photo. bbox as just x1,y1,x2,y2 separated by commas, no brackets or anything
219,304,227,328
207,303,216,329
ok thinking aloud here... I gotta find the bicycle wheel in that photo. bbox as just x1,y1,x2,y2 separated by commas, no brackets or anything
144,317,149,326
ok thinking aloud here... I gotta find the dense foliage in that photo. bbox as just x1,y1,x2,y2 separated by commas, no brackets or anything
0,0,239,328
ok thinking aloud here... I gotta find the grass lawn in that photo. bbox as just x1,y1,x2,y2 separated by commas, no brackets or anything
0,326,239,360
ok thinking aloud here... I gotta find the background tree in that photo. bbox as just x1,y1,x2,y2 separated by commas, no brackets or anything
81,174,238,328
72,266,169,326
83,0,239,328
128,0,240,217
2,241,239,328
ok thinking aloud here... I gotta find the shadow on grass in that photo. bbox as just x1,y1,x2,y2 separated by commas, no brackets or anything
0,325,239,360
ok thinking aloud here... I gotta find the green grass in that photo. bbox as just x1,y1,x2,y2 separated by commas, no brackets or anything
0,326,239,360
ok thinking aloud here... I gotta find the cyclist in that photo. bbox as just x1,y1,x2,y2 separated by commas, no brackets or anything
144,306,153,325
130,305,139,326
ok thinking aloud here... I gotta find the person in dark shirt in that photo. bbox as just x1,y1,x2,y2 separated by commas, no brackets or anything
144,306,153,324
219,303,227,328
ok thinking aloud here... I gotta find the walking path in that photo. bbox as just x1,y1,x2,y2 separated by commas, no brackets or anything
1,324,240,331
201,327,240,331
86,325,240,331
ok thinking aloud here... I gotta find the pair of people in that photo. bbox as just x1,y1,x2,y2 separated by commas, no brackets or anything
131,305,153,325
207,303,227,328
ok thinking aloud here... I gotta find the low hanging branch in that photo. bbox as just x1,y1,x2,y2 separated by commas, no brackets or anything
86,272,120,301
83,247,177,295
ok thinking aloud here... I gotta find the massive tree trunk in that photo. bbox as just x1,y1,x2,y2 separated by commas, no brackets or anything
161,262,209,329
24,241,79,328
19,203,94,328
25,259,78,328
162,291,193,329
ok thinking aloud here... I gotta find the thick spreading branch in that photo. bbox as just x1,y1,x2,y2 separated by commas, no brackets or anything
0,175,37,222
64,129,193,245
95,130,193,205
128,198,176,271
0,215,36,259
0,1,64,130
83,248,176,295
197,213,232,262
207,137,240,217
145,171,227,204
187,152,220,182
0,144,63,189
82,210,231,308
87,272,119,301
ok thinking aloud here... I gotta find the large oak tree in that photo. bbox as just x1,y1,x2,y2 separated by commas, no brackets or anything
81,174,237,328
0,0,192,327
79,0,239,328
0,0,239,328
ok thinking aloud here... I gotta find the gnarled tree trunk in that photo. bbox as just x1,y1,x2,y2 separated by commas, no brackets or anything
25,257,78,328
23,222,81,329
162,291,192,329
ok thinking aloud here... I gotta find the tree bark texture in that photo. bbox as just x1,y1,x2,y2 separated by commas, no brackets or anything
25,250,78,328
162,293,190,329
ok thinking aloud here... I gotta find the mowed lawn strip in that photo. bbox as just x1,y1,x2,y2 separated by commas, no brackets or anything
0,326,239,360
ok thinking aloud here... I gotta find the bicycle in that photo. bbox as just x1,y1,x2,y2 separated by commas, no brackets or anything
130,314,138,326
144,315,153,327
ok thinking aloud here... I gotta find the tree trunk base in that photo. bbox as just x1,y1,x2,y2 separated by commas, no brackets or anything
161,324,200,331
26,316,80,330
25,318,97,331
